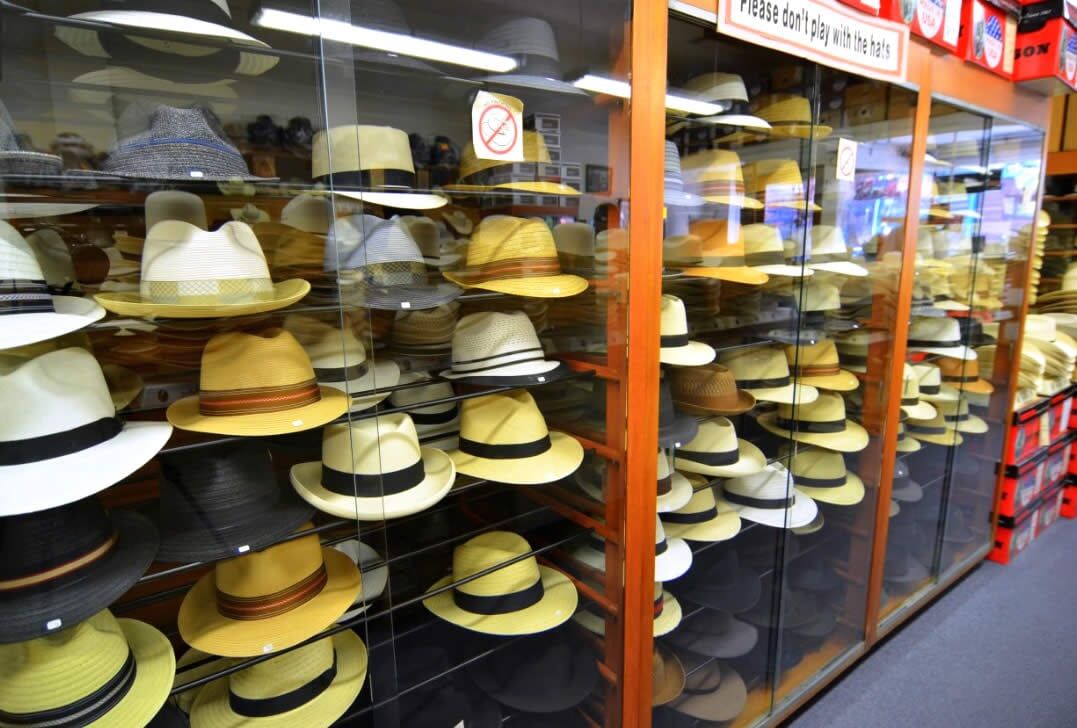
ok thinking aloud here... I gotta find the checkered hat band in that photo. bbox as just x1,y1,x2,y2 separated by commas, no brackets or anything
142,277,274,305
199,378,321,417
0,279,55,315
349,261,427,286
453,256,562,284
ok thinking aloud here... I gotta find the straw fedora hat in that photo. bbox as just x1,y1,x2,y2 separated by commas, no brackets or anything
166,329,349,436
654,516,694,582
424,531,577,635
0,99,63,177
900,362,938,420
553,221,599,275
935,396,988,434
680,150,763,208
896,420,921,452
0,609,174,726
743,159,822,211
669,362,756,416
666,607,759,659
453,132,580,195
449,389,584,484
444,216,588,298
441,209,474,236
0,348,171,513
720,345,819,405
672,219,769,285
785,339,859,391
808,226,868,277
312,125,448,209
675,417,766,478
178,525,361,657
281,193,338,234
652,643,687,706
663,141,704,208
913,362,959,403
757,391,869,452
401,215,462,270
754,94,831,138
681,73,772,132
656,449,694,513
0,221,104,349
441,311,568,384
788,447,865,506
667,658,748,723
389,304,458,360
291,413,455,520
190,631,367,727
95,221,310,318
661,479,742,542
25,228,78,290
478,17,586,95
907,317,977,360
113,190,207,259
744,223,812,278
389,371,460,439
574,582,682,637
905,407,963,446
720,463,819,528
291,322,400,411
660,295,716,366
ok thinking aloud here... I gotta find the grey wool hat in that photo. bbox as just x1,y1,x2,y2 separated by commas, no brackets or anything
0,100,64,178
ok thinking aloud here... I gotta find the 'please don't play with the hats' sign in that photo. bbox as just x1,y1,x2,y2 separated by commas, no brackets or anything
718,0,909,83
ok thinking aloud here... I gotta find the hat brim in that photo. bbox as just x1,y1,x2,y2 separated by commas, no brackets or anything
909,344,978,360
795,369,859,392
666,611,759,659
698,113,772,130
810,261,868,277
653,645,687,706
797,472,865,506
660,340,716,367
674,389,757,416
450,431,583,484
339,281,461,311
337,541,390,620
191,630,367,728
678,267,770,285
906,429,963,446
719,486,818,528
289,447,455,520
178,547,361,657
662,498,742,543
0,295,106,350
424,565,577,636
574,590,682,637
442,270,589,298
0,511,158,643
745,382,818,405
658,410,700,450
921,386,961,403
468,641,599,714
665,190,706,208
167,386,348,436
95,279,311,318
322,359,400,411
954,415,988,434
891,479,923,503
754,263,814,278
901,401,938,420
702,194,764,209
756,413,869,452
0,421,172,517
896,436,921,453
480,73,588,96
97,619,176,727
674,438,766,478
0,201,98,219
669,663,747,723
332,189,448,210
658,471,694,514
656,537,694,582
440,359,564,383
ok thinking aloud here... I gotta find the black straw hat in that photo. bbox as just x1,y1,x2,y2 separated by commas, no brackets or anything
0,497,157,643
155,442,314,563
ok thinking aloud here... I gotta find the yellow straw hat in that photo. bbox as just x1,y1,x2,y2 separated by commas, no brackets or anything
788,447,865,506
905,408,964,446
719,345,819,405
753,94,832,139
423,531,577,635
190,631,367,728
784,339,860,391
660,477,742,542
674,220,769,285
743,160,822,211
443,216,588,298
0,610,174,728
451,131,580,196
178,525,361,657
757,391,869,452
660,294,716,366
680,150,763,208
449,389,584,484
674,416,766,478
167,329,348,436
900,362,938,420
935,396,989,434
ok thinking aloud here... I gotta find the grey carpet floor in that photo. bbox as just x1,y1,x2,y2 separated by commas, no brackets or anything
788,521,1077,728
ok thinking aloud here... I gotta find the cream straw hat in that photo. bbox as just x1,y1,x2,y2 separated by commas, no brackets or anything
907,317,977,360
900,362,938,419
290,320,400,411
757,391,869,452
744,223,812,278
808,225,868,277
785,339,859,391
720,345,819,405
660,294,716,366
788,447,865,505
720,463,819,528
674,417,766,478
661,478,742,542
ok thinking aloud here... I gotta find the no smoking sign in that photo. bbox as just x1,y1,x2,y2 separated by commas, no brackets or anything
471,91,524,162
836,137,858,183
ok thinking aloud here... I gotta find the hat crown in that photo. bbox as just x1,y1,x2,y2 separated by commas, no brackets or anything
198,330,317,393
400,216,440,258
144,190,207,230
660,295,691,337
745,159,808,199
458,390,551,446
742,224,783,254
0,348,114,442
481,17,560,60
389,373,455,411
0,221,47,281
160,443,281,519
674,483,719,515
683,72,749,102
303,326,368,369
25,229,74,287
280,194,335,235
141,220,270,284
322,413,423,476
452,531,543,597
230,635,335,701
683,416,738,455
312,125,415,179
790,448,846,480
721,345,790,382
451,310,543,363
663,233,703,263
1025,314,1057,341
215,528,325,599
902,362,920,398
672,364,741,399
726,463,793,501
138,105,237,149
553,222,595,257
786,339,841,370
681,149,746,184
327,214,424,270
936,397,970,418
690,219,744,258
809,225,847,255
909,316,962,343
777,390,846,423
801,281,840,311
754,94,812,123
466,215,557,266
0,497,115,584
656,450,673,480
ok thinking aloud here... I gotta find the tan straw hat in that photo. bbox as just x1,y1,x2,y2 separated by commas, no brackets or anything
652,643,687,706
788,447,865,505
424,531,577,635
743,223,812,278
672,220,769,285
935,396,988,434
757,391,869,452
452,131,579,196
680,150,763,208
754,94,832,139
444,216,588,298
905,407,964,446
720,345,819,405
913,362,959,403
449,389,584,484
900,362,938,420
674,417,766,478
166,329,349,436
667,658,748,722
178,524,361,657
785,339,859,391
660,294,716,366
743,159,822,211
669,363,756,415
935,355,994,395
661,477,742,542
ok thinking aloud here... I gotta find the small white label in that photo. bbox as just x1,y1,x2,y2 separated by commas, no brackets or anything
189,170,205,179
836,138,858,182
400,301,411,309
537,376,546,383
46,618,62,631
292,419,303,427
471,91,524,162
262,644,274,654
237,544,251,554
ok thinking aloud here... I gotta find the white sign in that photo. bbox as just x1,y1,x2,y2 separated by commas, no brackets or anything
836,138,858,182
718,0,909,83
471,91,523,163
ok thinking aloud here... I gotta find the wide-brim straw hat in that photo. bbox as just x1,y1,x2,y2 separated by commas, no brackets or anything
667,659,748,723
905,414,963,446
718,471,819,529
756,396,869,452
661,477,742,542
451,429,582,484
0,292,105,350
574,586,682,637
95,278,310,318
189,631,367,728
653,643,687,706
754,94,832,139
789,449,866,506
666,608,759,659
168,382,347,436
897,424,921,452
178,545,361,657
902,399,937,420
674,433,767,479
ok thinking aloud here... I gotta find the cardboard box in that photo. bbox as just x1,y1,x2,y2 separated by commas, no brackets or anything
1014,1,1077,93
835,0,881,15
1044,434,1072,490
1048,385,1075,440
960,0,1018,78
1005,397,1051,466
847,101,888,126
844,82,888,106
881,0,963,52
997,449,1047,518
1061,477,1077,517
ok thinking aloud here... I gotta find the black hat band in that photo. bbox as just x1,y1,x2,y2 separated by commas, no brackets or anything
453,578,544,615
230,654,338,718
319,169,417,191
322,459,426,498
457,434,551,460
410,406,459,426
738,375,791,389
0,416,123,466
745,251,789,267
723,491,794,509
775,417,846,433
0,649,136,727
660,333,690,348
793,473,846,489
450,346,547,375
677,448,739,467
312,361,369,383
907,338,964,348
663,506,718,524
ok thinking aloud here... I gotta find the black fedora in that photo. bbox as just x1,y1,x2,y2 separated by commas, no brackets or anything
659,378,699,449
677,550,761,614
0,497,157,643
154,441,314,563
468,629,599,713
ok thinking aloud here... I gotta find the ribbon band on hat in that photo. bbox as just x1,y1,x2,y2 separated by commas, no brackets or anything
723,491,795,509
661,333,690,347
450,257,562,285
320,460,426,497
142,277,275,305
793,363,842,377
322,169,418,190
0,416,124,466
663,505,719,524
458,434,552,460
0,530,117,591
908,423,947,435
698,180,747,197
348,261,428,287
199,379,321,417
216,564,329,621
793,474,846,489
943,413,970,423
738,375,791,389
744,251,788,267
451,346,548,375
0,279,55,315
942,373,978,384
313,362,369,382
654,593,665,618
676,448,739,467
656,540,668,556
775,417,846,433
410,407,459,426
453,579,544,615
919,383,941,395
907,337,964,348
657,474,673,496
229,654,338,718
901,396,919,406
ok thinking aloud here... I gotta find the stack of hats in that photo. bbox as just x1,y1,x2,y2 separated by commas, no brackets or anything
1021,315,1077,395
1037,261,1077,314
1026,209,1049,304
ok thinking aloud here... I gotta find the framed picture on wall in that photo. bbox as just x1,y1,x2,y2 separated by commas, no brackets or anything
586,164,610,194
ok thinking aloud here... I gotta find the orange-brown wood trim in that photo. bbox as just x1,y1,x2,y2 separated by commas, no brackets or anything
1047,150,1077,176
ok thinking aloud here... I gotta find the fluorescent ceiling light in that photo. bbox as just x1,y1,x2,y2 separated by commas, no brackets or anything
573,74,724,116
252,8,517,72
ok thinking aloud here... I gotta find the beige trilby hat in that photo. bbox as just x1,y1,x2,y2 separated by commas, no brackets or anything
290,413,455,520
178,524,362,657
95,221,311,318
720,463,819,528
453,131,580,196
757,391,869,452
901,362,938,420
907,317,977,360
444,216,589,298
660,295,716,366
667,659,748,723
166,329,350,436
553,222,597,274
808,225,868,277
389,303,458,359
743,223,812,278
785,339,859,391
294,323,400,411
788,447,865,506
719,345,819,404
449,389,584,484
674,417,766,478
935,396,988,434
913,362,959,403
743,159,823,211
680,150,763,208
754,94,832,139
282,193,338,235
424,531,577,635
114,190,208,259
441,311,565,383
190,631,367,728
905,408,964,446
669,363,757,415
672,220,769,285
312,125,447,210
575,581,682,637
661,477,742,542
0,610,174,728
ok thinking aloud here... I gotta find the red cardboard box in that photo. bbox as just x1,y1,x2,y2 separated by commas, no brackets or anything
1005,398,1050,467
998,449,1047,518
836,0,882,15
1049,386,1075,441
990,503,1037,563
960,0,1018,78
1061,477,1077,518
881,0,963,51
1014,1,1077,93
1044,434,1072,490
